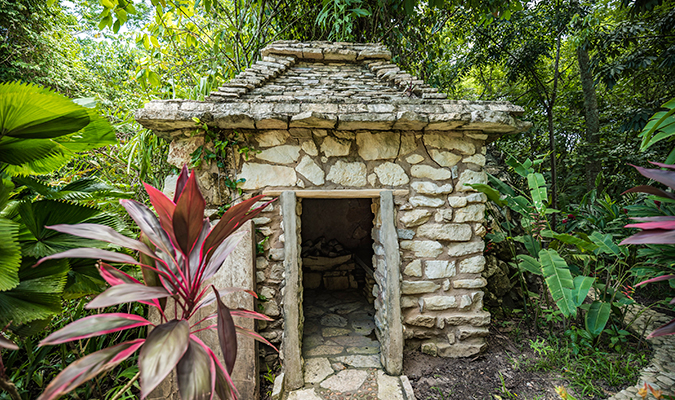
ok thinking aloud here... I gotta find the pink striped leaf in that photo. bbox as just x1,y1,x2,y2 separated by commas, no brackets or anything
648,318,675,339
201,232,246,281
631,164,675,190
195,287,257,311
213,288,237,374
629,216,675,222
37,339,144,400
33,248,142,267
120,199,176,259
204,340,238,400
176,337,214,400
230,309,273,321
622,185,675,200
174,165,190,203
636,274,675,287
172,172,205,256
40,314,152,345
625,220,675,230
98,262,140,286
45,223,156,257
143,182,177,247
139,319,190,399
649,161,675,169
620,229,675,245
0,335,18,350
235,325,278,352
86,283,172,309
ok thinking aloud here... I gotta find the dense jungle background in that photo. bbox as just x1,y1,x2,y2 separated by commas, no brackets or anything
1,0,675,398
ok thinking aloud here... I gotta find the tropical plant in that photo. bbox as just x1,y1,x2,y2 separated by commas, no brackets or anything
34,166,276,400
638,98,675,163
621,161,675,338
0,331,20,400
473,156,632,336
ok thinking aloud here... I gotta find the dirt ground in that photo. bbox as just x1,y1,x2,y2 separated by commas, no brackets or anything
403,328,568,400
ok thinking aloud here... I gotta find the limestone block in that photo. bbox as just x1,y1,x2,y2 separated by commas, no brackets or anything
401,133,417,155
252,217,271,225
321,136,351,157
300,104,338,114
337,113,396,130
466,133,488,140
423,134,474,155
421,296,458,311
405,314,436,328
403,260,422,277
425,114,469,131
301,139,319,156
453,278,487,289
168,136,204,167
239,163,297,190
429,149,462,167
401,296,419,308
397,229,415,240
376,370,405,400
312,129,328,137
459,295,472,309
374,162,409,186
456,170,487,192
438,343,486,358
454,204,486,223
257,130,290,147
393,111,429,130
401,280,440,294
463,154,486,166
290,111,337,129
324,49,357,61
334,131,356,140
409,196,445,208
296,156,325,185
255,114,289,130
466,193,487,203
406,154,424,164
367,173,377,186
356,131,400,160
289,128,312,139
214,113,255,129
459,256,486,274
400,209,432,227
424,260,456,279
256,145,301,164
444,311,491,326
421,341,438,356
474,223,486,237
411,165,452,180
411,181,453,195
417,223,472,241
263,300,281,317
447,240,485,257
448,196,468,208
400,240,443,257
437,209,453,222
163,174,178,199
368,103,396,113
457,327,490,340
326,160,367,187
304,358,333,384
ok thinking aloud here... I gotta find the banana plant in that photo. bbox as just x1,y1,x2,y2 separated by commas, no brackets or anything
34,167,276,400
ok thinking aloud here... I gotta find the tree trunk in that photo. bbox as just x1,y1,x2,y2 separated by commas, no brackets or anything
577,46,601,192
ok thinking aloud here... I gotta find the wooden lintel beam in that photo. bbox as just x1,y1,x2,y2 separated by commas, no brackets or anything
261,189,409,198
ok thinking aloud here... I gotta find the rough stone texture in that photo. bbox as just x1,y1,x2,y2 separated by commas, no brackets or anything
377,370,405,400
356,131,400,160
321,136,351,157
400,240,443,257
400,210,432,228
301,139,319,156
256,145,301,164
406,154,424,164
304,358,334,384
423,134,475,155
411,181,453,195
448,196,468,208
326,160,367,187
375,162,409,186
447,241,485,257
167,136,204,167
425,260,456,279
459,256,486,274
456,170,487,192
287,388,323,400
296,156,325,185
402,280,441,294
453,278,488,289
257,130,290,147
403,260,422,277
454,204,486,222
320,370,369,392
411,165,452,180
417,223,472,241
281,192,303,390
421,296,458,311
240,163,297,189
429,149,462,167
409,196,445,208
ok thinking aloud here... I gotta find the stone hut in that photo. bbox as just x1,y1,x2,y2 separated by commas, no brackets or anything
135,41,529,398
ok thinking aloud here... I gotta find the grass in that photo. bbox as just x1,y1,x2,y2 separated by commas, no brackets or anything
523,332,649,398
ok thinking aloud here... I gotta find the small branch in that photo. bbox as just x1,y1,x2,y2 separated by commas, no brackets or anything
0,376,21,400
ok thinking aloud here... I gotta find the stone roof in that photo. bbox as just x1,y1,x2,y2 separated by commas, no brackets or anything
135,41,530,139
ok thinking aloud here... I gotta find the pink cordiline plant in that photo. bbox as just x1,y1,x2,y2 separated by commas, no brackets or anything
33,166,276,400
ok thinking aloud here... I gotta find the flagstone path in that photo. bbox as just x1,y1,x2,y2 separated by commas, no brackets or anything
285,290,412,400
